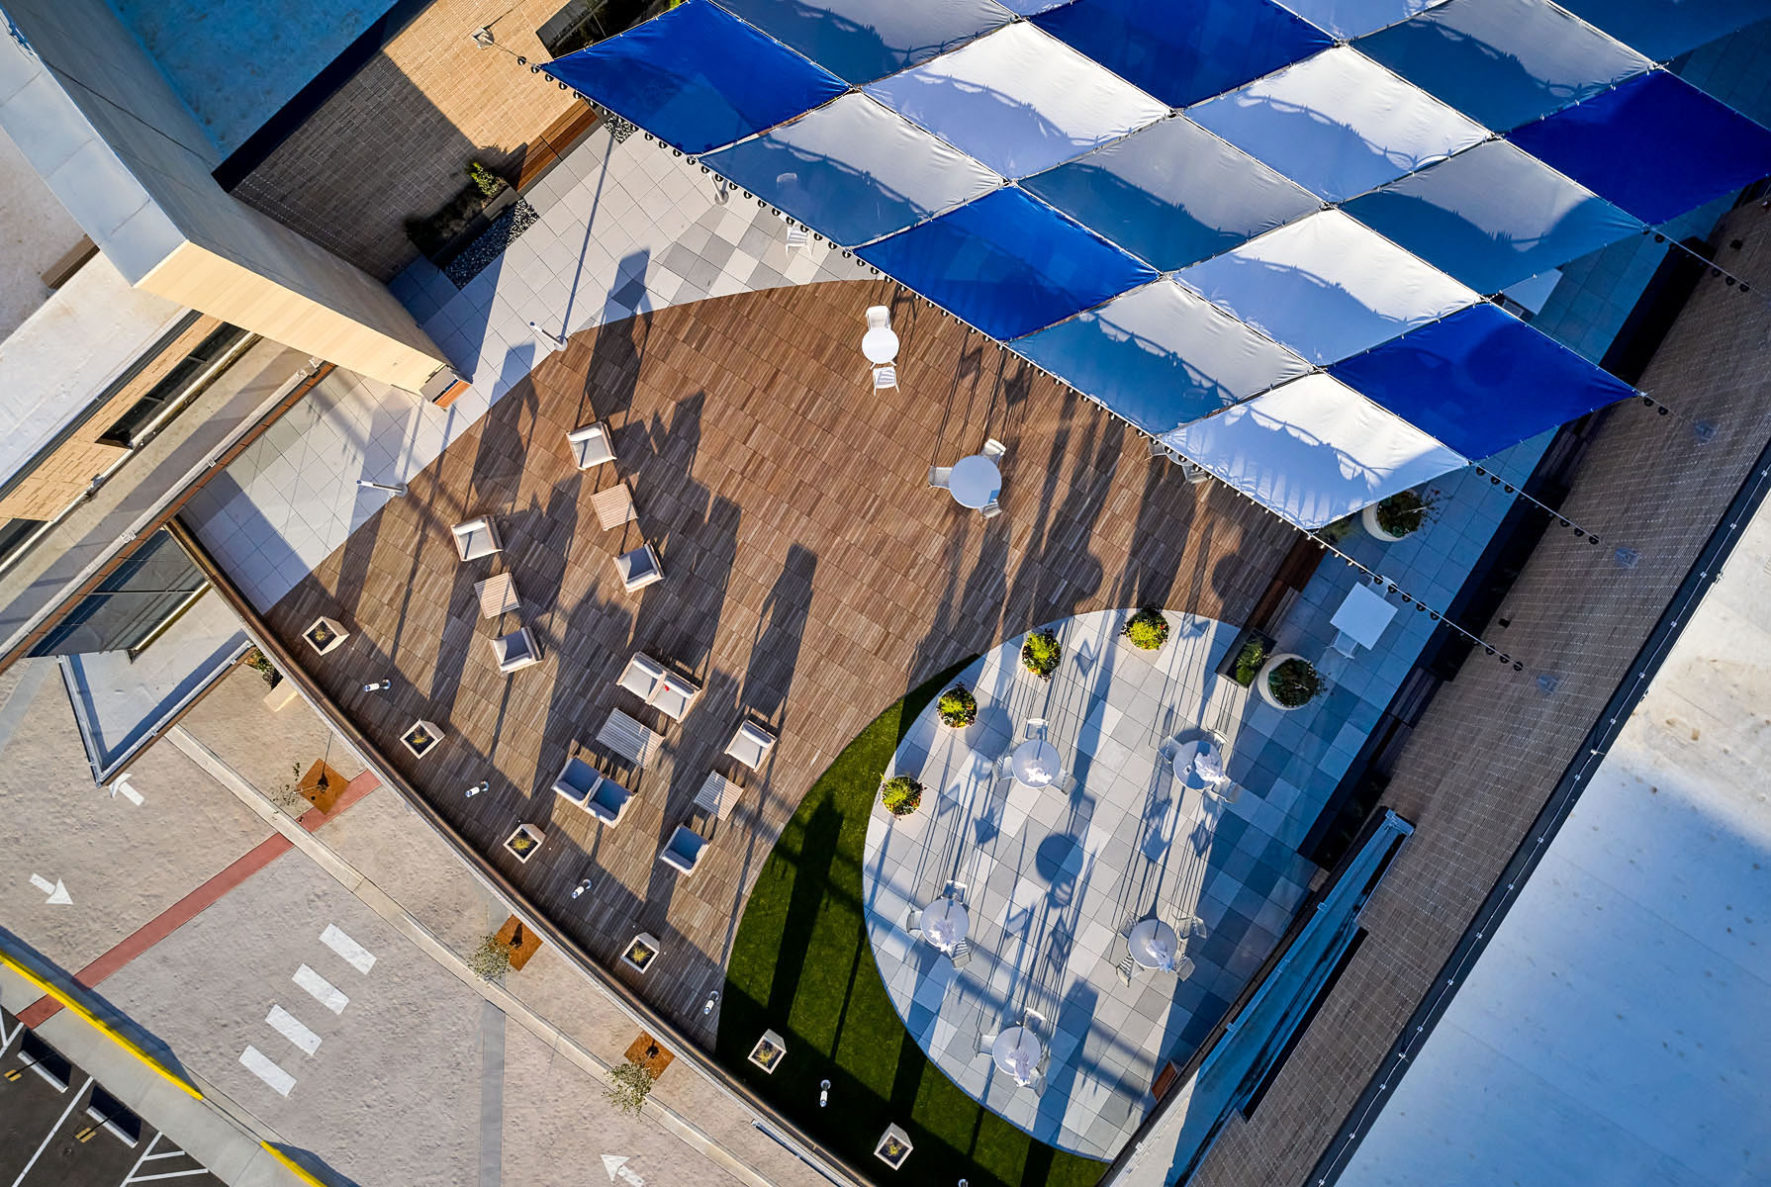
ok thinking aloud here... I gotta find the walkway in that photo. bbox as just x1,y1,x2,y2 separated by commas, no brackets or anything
255,279,1298,1031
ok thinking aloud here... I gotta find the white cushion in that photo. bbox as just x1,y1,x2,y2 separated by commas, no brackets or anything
618,653,664,700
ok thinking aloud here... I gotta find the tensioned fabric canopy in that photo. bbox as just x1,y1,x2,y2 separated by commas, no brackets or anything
545,0,1771,528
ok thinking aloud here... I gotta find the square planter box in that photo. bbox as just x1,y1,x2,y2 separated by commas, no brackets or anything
494,913,544,970
1217,626,1276,688
503,824,545,863
402,719,444,758
747,1029,786,1074
303,616,349,656
622,932,660,974
298,760,347,815
874,1124,913,1170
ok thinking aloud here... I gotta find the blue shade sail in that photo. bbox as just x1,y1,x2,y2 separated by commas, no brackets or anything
1355,0,1651,132
998,0,1071,11
1031,0,1332,108
857,187,1158,341
1189,47,1486,202
702,95,1003,246
1330,303,1637,459
1165,374,1468,528
1344,140,1643,295
864,22,1170,179
711,0,1012,85
1552,0,1771,63
543,0,844,154
1508,71,1771,226
1012,281,1312,433
1273,0,1445,40
1022,116,1321,271
1177,210,1477,365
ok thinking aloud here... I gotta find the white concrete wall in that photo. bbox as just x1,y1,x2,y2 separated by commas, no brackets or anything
0,0,446,390
0,254,185,493
0,121,85,339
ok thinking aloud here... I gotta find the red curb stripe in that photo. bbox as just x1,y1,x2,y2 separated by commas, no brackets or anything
16,772,382,1028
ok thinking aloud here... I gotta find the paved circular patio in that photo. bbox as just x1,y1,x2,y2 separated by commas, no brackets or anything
862,608,1314,1158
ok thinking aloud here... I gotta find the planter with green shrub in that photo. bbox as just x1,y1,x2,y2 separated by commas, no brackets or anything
1362,488,1437,542
1224,630,1274,688
880,775,923,817
1021,629,1061,680
936,685,976,728
1258,653,1322,710
1122,607,1170,652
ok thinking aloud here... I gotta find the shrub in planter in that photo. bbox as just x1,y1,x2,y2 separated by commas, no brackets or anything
880,775,923,816
604,1060,657,1116
243,646,280,687
1021,629,1061,679
937,685,977,728
1122,607,1170,651
1371,488,1438,539
467,160,505,199
1232,637,1268,687
1267,657,1322,708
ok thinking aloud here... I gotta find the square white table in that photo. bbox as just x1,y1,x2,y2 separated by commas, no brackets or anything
1331,583,1399,650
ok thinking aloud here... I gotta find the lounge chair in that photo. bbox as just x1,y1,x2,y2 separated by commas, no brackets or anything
725,721,777,770
614,543,663,592
491,626,541,673
617,652,666,702
451,517,501,561
567,422,615,470
552,757,632,826
659,825,708,875
650,670,701,722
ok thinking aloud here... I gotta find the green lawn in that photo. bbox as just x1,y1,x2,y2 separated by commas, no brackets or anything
717,666,1105,1187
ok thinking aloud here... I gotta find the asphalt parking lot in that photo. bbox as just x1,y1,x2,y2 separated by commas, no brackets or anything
0,1007,222,1187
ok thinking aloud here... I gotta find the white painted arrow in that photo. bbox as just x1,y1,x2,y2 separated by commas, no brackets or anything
602,1156,628,1183
29,875,71,905
110,773,143,806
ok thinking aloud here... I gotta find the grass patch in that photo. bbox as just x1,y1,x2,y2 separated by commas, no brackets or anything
718,663,1105,1187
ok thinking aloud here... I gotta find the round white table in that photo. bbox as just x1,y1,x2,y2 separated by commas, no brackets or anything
862,326,900,364
919,899,969,951
1010,738,1060,787
1171,737,1224,790
1128,917,1180,971
948,454,1001,510
992,1026,1043,1085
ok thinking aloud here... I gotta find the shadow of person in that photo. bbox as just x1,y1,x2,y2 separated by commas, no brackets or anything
578,249,656,430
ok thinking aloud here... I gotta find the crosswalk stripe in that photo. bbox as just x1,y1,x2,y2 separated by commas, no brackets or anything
320,923,376,974
239,1046,295,1096
265,1004,321,1055
292,964,348,1015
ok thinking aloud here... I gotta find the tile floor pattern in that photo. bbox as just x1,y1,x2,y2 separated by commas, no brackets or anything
867,610,1315,1159
253,280,1300,1030
186,124,867,611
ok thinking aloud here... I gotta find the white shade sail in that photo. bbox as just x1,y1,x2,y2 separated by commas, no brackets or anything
1190,46,1487,202
864,21,1170,179
1177,209,1478,366
1165,374,1468,529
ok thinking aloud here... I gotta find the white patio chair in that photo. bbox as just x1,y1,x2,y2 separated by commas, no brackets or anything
982,437,1007,460
785,223,809,250
1173,954,1197,980
980,498,1001,519
1331,629,1360,658
1180,459,1211,485
585,778,633,826
567,422,615,470
872,365,898,390
1148,437,1182,462
1023,717,1046,740
865,305,891,331
1207,782,1243,805
618,652,666,702
1116,951,1136,986
490,626,541,673
950,939,973,970
551,756,601,808
614,543,663,592
928,466,952,489
451,517,501,562
977,1031,998,1058
659,825,708,876
899,903,922,939
726,720,777,770
651,670,702,722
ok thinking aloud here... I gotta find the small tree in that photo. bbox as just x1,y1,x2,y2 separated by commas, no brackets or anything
604,1060,656,1116
467,933,512,983
1021,629,1061,678
1267,657,1322,708
1373,488,1438,538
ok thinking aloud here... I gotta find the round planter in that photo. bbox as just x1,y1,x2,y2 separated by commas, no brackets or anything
1361,502,1411,543
1257,652,1315,711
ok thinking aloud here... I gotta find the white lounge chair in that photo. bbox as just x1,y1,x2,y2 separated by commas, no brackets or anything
491,626,540,673
651,671,701,722
659,825,708,875
451,517,501,561
618,652,666,702
567,422,615,470
725,720,777,770
614,543,663,592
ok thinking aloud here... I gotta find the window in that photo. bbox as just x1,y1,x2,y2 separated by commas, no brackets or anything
98,324,248,449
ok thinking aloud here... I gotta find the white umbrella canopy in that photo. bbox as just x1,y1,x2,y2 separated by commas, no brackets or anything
919,899,970,950
1129,918,1180,970
992,1026,1043,1084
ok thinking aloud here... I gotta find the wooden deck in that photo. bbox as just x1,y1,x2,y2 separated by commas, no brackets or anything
264,280,1296,1032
